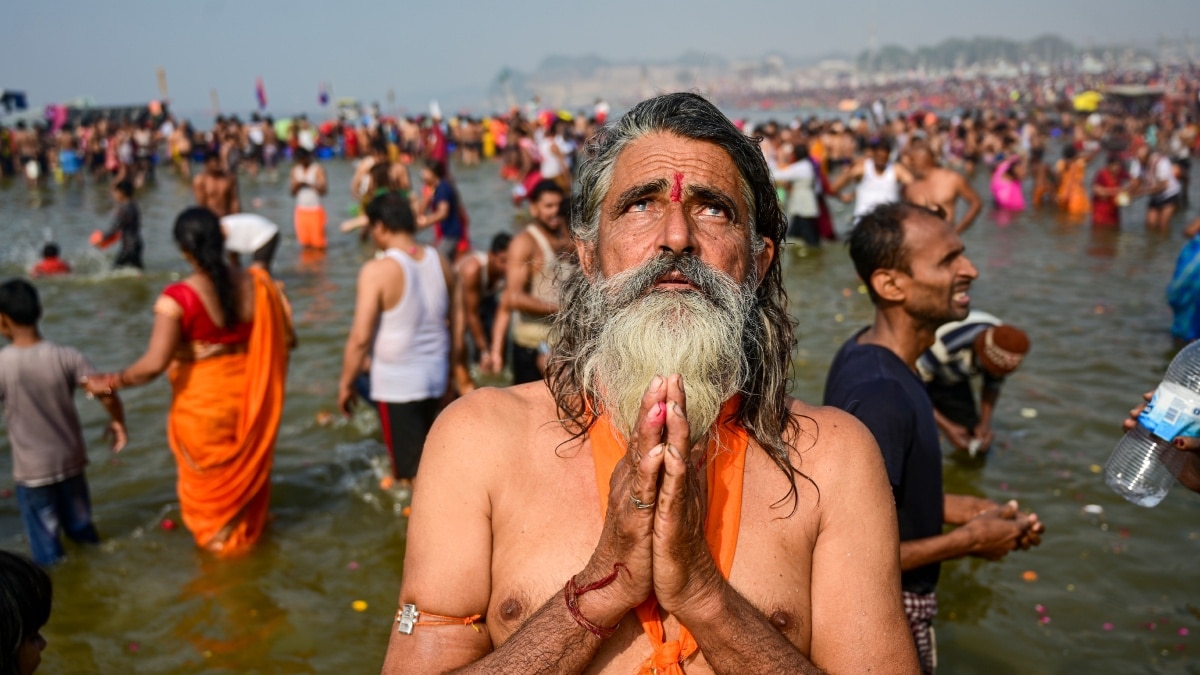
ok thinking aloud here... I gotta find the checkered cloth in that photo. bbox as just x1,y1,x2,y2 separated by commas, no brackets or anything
902,591,938,674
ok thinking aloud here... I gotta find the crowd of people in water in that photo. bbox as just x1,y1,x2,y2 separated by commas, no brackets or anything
2,83,1200,672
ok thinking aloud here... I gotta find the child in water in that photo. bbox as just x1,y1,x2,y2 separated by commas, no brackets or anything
0,549,52,674
29,244,71,278
0,279,127,566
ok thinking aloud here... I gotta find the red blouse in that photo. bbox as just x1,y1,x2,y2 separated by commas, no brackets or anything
161,282,252,345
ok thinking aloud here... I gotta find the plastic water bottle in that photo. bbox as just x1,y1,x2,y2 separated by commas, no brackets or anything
1104,342,1200,507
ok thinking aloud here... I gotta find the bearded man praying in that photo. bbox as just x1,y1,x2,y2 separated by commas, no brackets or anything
381,93,919,674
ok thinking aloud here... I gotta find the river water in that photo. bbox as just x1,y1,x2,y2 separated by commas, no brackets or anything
1,152,1197,673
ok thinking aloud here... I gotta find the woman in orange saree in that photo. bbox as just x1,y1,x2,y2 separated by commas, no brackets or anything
87,207,292,556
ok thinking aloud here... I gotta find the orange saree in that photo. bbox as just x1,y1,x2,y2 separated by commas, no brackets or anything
1056,158,1091,215
164,268,288,556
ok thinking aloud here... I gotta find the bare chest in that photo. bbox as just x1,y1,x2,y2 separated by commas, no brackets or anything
484,447,818,668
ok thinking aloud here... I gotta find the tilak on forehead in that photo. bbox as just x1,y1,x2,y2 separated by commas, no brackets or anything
670,172,684,202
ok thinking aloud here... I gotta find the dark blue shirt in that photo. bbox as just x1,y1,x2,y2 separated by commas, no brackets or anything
823,328,944,594
433,180,463,239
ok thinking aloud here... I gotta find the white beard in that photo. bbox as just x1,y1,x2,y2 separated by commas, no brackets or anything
582,286,751,446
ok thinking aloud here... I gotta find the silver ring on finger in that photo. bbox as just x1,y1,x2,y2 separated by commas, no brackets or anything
629,492,655,510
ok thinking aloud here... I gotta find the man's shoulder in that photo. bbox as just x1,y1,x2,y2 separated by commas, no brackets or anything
428,384,557,460
825,343,920,412
781,397,889,486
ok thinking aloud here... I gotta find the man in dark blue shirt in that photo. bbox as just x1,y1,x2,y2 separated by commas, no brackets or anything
824,202,1044,673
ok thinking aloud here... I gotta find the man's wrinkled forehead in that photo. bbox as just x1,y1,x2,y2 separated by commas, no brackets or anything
604,133,749,217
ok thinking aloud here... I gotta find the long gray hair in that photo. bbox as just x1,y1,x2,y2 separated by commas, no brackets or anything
547,92,811,509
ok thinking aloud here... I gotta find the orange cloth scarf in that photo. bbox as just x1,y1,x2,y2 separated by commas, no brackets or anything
166,267,288,556
588,399,748,675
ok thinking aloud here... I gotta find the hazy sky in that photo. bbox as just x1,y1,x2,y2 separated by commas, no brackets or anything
3,0,1195,117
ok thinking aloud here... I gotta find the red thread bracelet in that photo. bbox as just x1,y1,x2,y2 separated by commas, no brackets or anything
564,563,626,639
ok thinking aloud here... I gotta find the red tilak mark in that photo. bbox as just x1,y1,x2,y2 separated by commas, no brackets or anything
670,172,684,202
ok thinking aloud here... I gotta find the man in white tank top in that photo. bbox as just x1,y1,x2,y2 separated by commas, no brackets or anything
337,192,454,485
290,147,328,249
829,137,914,236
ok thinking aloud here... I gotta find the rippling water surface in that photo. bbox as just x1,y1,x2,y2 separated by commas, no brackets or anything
1,152,1198,673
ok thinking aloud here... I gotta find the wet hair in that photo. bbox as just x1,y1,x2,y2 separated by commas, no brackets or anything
365,191,416,234
555,92,805,510
371,139,389,156
489,232,513,254
368,162,392,191
866,136,892,153
114,180,134,198
0,279,42,327
295,146,311,161
0,550,51,675
173,208,239,328
528,179,564,205
849,202,942,303
42,243,60,259
1062,145,1078,160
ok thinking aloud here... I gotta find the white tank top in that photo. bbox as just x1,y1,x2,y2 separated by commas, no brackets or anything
370,247,450,403
854,159,900,217
293,163,323,208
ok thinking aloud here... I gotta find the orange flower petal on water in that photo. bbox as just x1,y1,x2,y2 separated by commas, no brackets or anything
1022,570,1039,582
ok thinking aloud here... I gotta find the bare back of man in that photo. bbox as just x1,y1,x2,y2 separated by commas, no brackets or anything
384,383,913,673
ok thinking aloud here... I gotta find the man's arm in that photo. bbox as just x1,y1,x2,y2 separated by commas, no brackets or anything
383,382,672,673
974,382,1001,451
954,174,983,234
487,296,512,374
943,493,997,525
337,263,387,416
503,233,557,317
315,164,328,196
228,177,241,215
901,500,1038,570
827,160,862,196
932,407,972,450
687,407,918,673
458,261,489,363
192,175,205,207
289,168,304,197
103,205,127,239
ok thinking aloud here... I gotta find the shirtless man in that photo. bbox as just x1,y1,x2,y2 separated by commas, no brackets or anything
904,145,983,234
382,92,917,674
168,122,193,180
192,152,240,217
14,121,40,187
490,179,569,385
451,232,511,394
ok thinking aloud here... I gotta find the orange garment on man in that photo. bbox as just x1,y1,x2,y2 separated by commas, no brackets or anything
1055,158,1090,215
294,206,327,249
589,399,748,675
157,267,289,556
